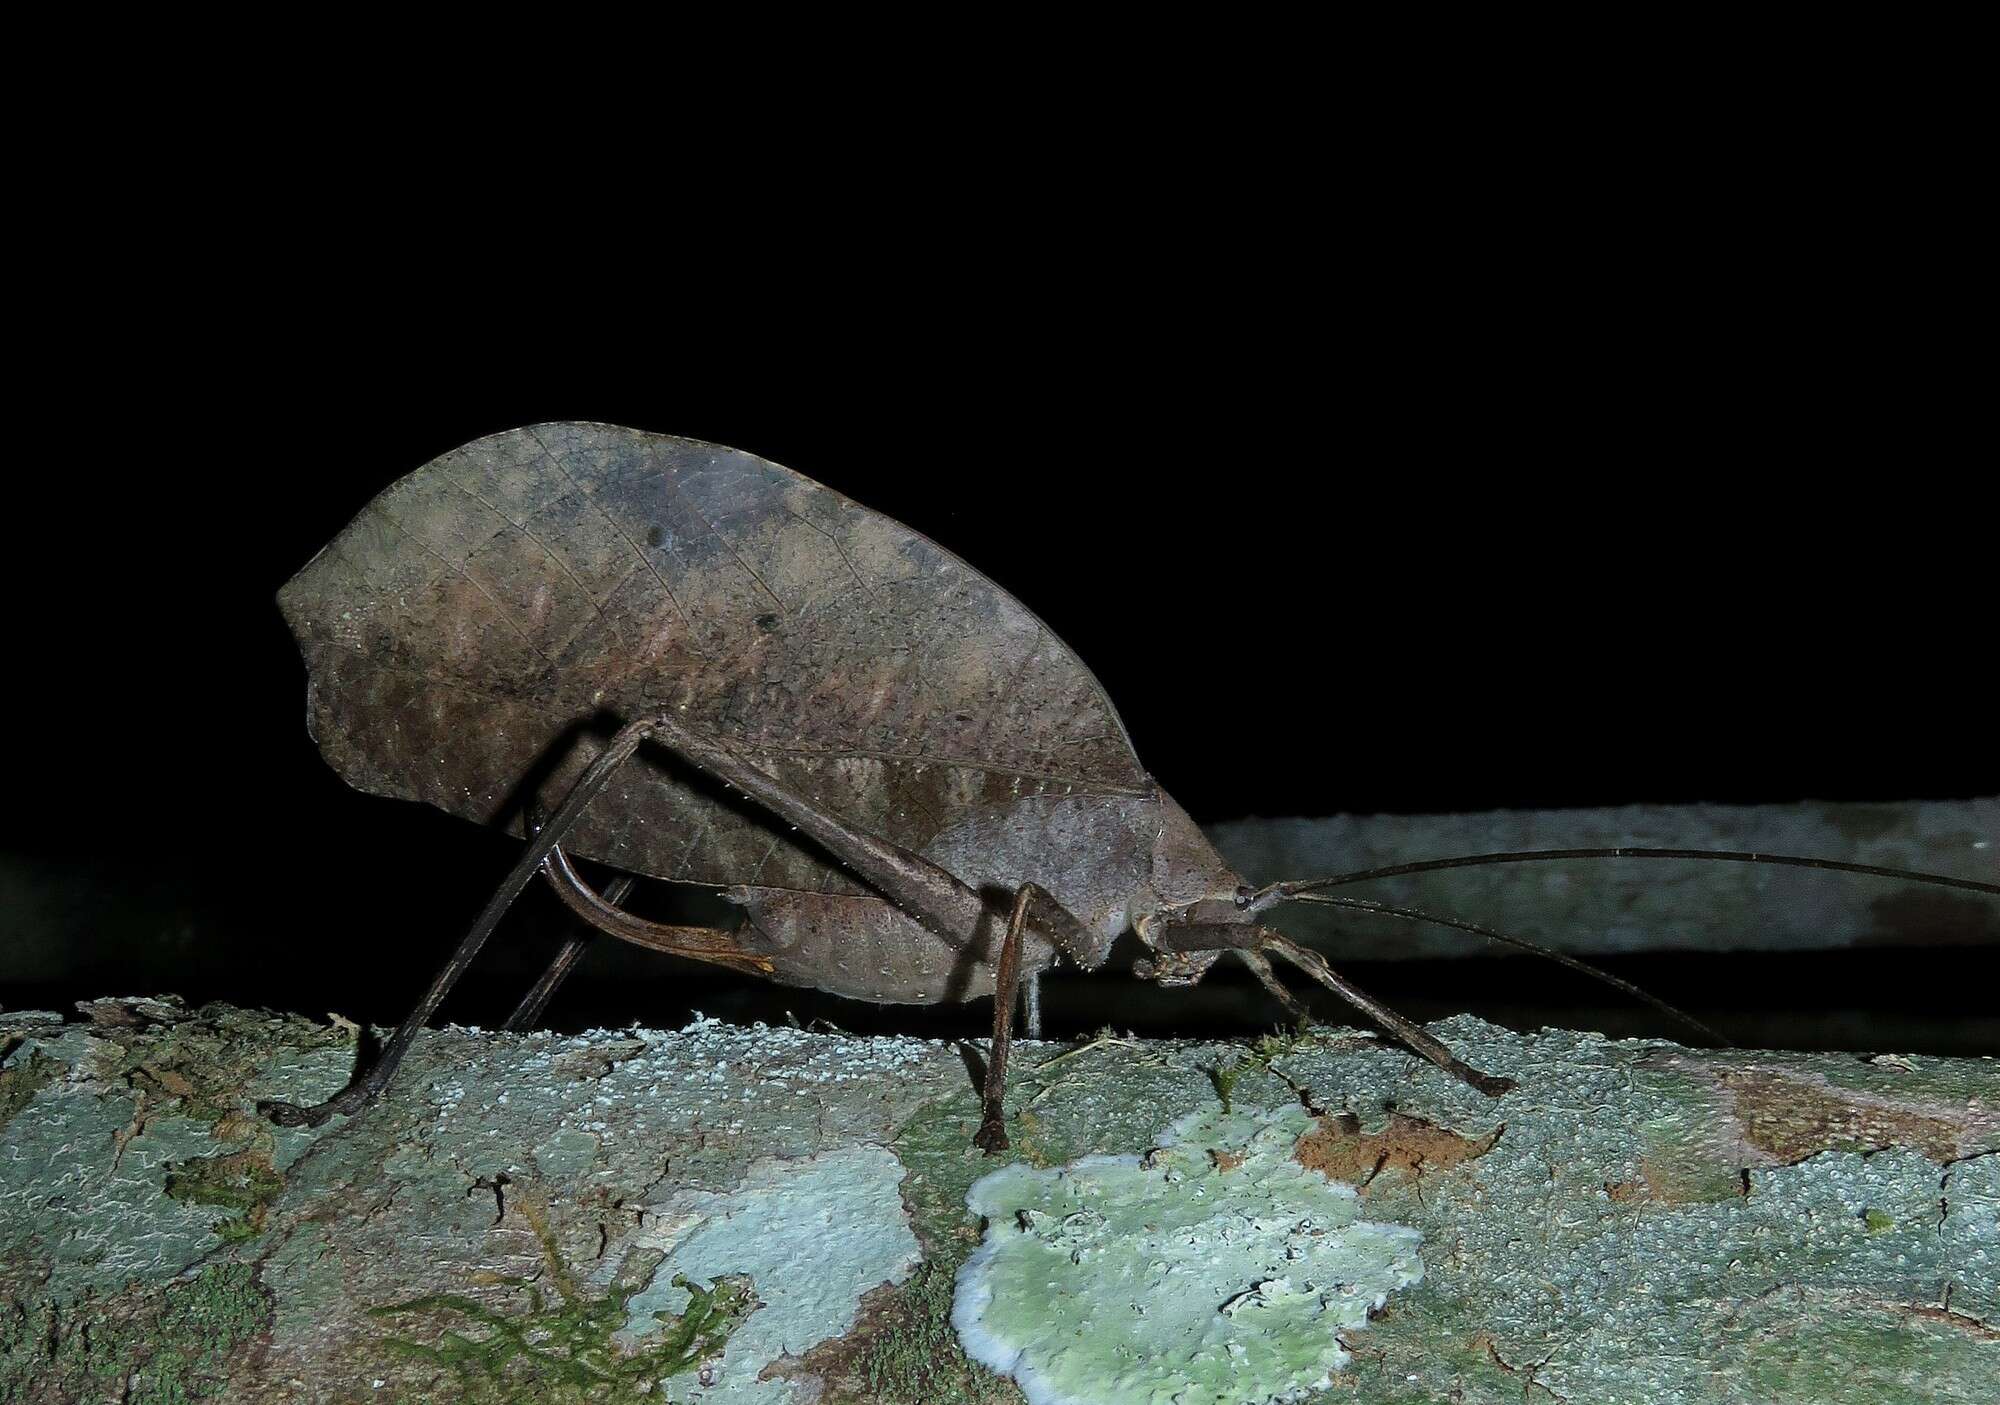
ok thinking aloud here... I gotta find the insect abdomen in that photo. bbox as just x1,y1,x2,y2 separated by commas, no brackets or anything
727,887,1056,1004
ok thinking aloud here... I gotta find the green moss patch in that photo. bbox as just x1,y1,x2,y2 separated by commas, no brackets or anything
0,1263,270,1404
778,1261,1015,1405
165,1149,285,1242
368,1203,753,1402
0,1049,61,1130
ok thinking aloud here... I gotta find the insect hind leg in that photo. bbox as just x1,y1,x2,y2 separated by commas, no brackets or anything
502,872,633,1032
260,715,670,1128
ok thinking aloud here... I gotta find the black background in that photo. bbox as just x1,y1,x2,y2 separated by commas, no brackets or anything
7,194,1995,1055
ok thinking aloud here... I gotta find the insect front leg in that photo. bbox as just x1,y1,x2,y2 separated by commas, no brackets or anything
1231,948,1310,1022
1155,922,1515,1097
973,885,1036,1154
972,882,1102,1154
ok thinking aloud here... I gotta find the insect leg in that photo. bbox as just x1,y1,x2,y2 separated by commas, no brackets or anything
501,802,634,1032
1279,891,1728,1045
566,716,1102,1152
638,715,1120,978
968,892,1096,1152
974,883,1040,1154
260,714,669,1128
1233,948,1309,1022
644,713,992,940
1259,933,1515,1096
501,872,633,1032
1156,923,1515,1097
538,842,776,974
503,934,593,1032
1022,971,1043,1040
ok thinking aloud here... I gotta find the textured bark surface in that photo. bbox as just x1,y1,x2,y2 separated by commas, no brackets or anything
1213,797,1999,959
3,998,1995,1403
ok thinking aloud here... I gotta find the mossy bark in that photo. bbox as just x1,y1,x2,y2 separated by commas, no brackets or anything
2,998,1994,1403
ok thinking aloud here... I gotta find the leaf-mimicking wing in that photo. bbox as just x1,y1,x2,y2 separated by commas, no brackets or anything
281,423,1153,900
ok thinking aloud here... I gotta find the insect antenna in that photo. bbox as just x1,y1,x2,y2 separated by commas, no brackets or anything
1246,847,2000,911
1276,891,1729,1045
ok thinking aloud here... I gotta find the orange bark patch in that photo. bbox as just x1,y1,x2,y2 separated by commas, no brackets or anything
1294,1111,1501,1188
1603,1158,1748,1206
1718,1069,1970,1164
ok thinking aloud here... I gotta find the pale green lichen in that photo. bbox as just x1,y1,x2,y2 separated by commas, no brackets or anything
953,1103,1423,1405
1317,1025,2000,1404
0,1005,352,1303
609,1143,923,1404
0,1088,226,1298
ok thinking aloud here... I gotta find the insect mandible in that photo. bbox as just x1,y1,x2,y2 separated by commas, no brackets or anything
260,423,1999,1149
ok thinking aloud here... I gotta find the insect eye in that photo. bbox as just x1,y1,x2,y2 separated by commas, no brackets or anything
1234,885,1253,909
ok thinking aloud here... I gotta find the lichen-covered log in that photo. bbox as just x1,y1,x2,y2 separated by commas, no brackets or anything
1211,797,1999,959
2,998,1995,1403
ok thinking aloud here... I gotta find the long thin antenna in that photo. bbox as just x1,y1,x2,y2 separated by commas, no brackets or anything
1281,891,1730,1045
1247,847,2000,913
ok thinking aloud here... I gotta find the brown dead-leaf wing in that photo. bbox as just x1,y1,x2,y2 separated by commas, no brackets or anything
281,423,1150,896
